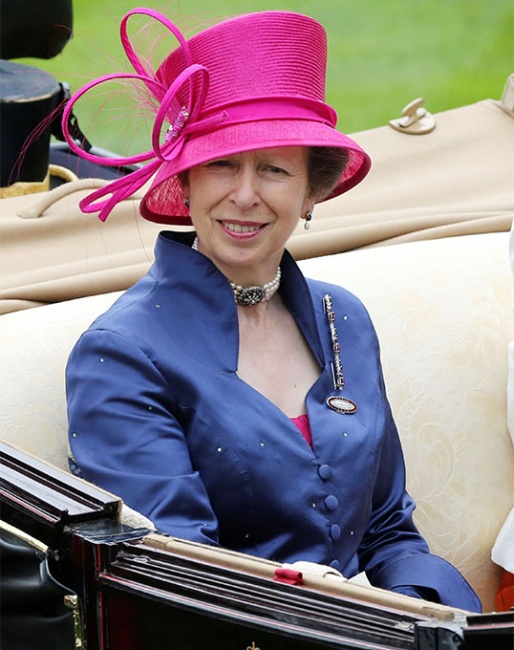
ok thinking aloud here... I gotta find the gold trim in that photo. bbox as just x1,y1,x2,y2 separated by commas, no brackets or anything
0,173,50,198
0,164,79,199
64,594,85,649
48,163,79,184
0,521,84,647
0,519,48,554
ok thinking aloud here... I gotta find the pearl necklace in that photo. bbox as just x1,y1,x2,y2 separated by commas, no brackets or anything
192,237,281,306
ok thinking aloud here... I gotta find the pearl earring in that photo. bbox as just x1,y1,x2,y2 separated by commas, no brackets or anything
304,210,312,230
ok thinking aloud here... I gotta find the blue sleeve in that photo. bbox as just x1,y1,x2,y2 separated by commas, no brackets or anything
66,328,220,545
382,555,482,611
358,377,481,613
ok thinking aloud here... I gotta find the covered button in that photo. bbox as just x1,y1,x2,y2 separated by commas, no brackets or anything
325,495,339,511
330,524,341,540
318,464,333,480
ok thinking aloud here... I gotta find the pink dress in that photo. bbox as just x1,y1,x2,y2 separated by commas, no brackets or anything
291,414,313,447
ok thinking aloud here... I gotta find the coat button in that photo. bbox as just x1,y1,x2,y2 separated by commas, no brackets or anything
318,464,333,480
324,495,339,511
330,524,341,540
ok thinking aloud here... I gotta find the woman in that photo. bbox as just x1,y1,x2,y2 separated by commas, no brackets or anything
64,8,480,611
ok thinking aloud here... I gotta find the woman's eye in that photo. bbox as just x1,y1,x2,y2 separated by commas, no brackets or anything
265,165,287,175
208,159,232,168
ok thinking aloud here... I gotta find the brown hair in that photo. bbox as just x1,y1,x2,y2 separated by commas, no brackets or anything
308,146,349,200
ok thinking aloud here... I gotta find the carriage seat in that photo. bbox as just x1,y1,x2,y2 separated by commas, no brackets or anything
0,231,512,612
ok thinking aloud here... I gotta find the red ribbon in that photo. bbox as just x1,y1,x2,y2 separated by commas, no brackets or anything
273,568,305,586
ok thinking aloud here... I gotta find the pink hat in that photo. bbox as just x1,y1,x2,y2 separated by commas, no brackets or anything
63,8,371,225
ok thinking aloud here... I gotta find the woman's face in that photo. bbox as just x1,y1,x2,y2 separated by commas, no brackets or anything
182,146,314,283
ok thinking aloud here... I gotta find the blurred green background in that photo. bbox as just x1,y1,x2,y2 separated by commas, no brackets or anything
21,0,513,151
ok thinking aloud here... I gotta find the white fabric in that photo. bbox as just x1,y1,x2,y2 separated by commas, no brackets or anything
492,507,514,574
508,221,514,440
491,220,514,574
120,503,156,531
282,561,347,581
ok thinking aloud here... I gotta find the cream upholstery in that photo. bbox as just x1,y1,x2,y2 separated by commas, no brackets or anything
2,82,512,315
1,231,512,612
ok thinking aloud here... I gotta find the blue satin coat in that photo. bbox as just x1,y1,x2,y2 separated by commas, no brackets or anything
66,232,481,611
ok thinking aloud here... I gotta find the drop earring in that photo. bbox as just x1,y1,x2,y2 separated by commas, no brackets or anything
184,198,190,209
304,210,312,230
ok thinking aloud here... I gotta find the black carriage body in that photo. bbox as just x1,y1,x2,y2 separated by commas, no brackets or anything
1,442,512,650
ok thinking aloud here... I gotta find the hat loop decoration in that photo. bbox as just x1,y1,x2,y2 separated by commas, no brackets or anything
119,9,192,85
62,7,212,221
62,8,372,225
151,64,209,162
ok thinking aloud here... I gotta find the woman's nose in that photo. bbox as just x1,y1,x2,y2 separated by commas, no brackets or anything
229,168,261,210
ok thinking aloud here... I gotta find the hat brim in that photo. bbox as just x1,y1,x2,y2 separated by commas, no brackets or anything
140,119,371,225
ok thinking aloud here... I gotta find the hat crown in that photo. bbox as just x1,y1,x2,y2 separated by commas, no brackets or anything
158,12,328,114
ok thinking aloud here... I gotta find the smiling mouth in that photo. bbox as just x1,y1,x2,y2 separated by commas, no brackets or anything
221,221,263,234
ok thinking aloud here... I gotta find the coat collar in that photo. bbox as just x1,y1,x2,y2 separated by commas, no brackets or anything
151,231,326,368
